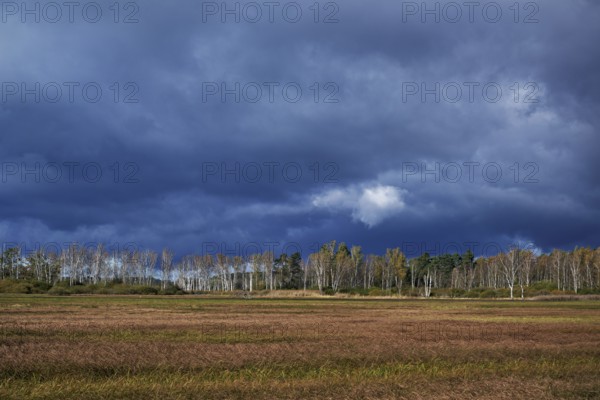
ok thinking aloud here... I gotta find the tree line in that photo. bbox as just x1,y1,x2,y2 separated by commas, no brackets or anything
1,242,599,298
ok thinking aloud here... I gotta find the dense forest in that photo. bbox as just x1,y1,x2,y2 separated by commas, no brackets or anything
1,242,599,297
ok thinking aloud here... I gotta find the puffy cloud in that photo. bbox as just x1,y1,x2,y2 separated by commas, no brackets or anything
313,185,406,227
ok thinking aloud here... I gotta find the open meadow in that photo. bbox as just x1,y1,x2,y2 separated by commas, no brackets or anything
0,295,598,399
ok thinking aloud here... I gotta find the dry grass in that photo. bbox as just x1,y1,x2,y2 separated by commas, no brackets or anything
530,294,600,301
0,295,598,399
253,290,325,298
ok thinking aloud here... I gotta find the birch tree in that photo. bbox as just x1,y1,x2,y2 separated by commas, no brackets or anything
350,246,363,289
498,248,520,299
569,247,584,294
141,250,158,286
161,248,174,290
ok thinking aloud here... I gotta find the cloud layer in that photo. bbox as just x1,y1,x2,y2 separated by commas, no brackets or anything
0,0,598,256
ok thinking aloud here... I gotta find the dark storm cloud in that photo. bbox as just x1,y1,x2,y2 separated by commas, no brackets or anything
0,0,598,257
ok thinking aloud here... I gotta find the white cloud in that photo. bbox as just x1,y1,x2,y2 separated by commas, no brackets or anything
313,184,406,227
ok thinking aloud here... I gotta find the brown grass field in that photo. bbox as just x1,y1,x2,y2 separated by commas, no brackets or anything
0,295,598,399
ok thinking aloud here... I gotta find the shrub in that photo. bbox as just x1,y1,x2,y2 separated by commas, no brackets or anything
68,285,93,295
464,289,483,298
0,280,33,294
52,280,72,288
449,288,466,298
495,288,512,298
404,288,420,297
365,288,398,297
338,288,369,296
138,286,159,295
530,289,550,296
160,285,184,295
479,289,497,298
47,286,70,296
530,281,558,291
579,288,600,295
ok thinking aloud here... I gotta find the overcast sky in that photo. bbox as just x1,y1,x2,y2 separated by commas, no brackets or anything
1,0,598,258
